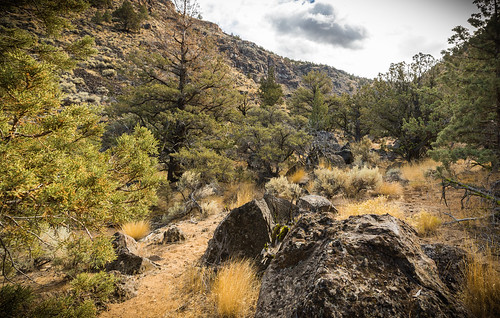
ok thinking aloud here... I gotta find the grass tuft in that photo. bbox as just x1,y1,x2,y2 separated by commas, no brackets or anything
288,168,307,184
210,259,260,318
413,211,442,236
461,247,500,318
338,196,405,220
121,220,150,241
376,181,404,197
400,159,439,190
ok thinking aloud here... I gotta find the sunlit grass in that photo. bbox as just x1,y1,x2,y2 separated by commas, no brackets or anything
288,168,307,184
210,259,260,318
412,211,442,236
461,245,500,318
121,220,150,240
338,196,405,220
228,183,259,209
400,159,439,190
376,181,404,197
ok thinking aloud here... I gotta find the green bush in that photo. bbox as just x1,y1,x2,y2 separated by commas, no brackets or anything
71,272,117,307
0,284,34,318
265,176,302,201
61,236,116,277
112,0,147,32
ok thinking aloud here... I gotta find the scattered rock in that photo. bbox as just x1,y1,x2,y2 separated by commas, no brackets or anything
142,225,186,245
337,143,354,165
163,226,186,244
296,195,337,214
106,232,157,275
422,243,468,294
255,213,470,318
109,271,139,303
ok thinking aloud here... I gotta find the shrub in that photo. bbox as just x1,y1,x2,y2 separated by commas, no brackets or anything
227,183,259,209
338,196,405,220
413,211,442,236
62,235,116,276
71,271,117,307
344,166,383,197
101,68,116,77
112,0,147,32
351,136,379,166
0,284,34,318
121,220,150,240
210,259,260,318
312,167,347,197
265,176,302,201
461,248,500,317
313,166,382,198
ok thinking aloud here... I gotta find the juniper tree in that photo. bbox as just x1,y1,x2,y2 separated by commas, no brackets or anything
108,0,239,182
0,2,161,278
430,0,500,169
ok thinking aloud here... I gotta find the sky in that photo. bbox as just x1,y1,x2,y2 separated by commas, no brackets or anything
195,0,478,79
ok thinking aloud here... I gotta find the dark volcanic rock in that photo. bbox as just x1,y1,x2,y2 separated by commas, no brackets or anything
264,194,300,224
297,195,337,214
422,243,468,294
201,199,275,266
255,213,470,318
106,232,156,275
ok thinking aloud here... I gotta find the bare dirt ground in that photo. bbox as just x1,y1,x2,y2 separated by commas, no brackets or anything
100,212,226,318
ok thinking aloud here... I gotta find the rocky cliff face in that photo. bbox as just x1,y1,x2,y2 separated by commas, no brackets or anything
217,34,365,95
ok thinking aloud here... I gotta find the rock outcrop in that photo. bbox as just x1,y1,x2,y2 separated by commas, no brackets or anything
201,195,301,268
422,243,468,294
142,225,186,245
106,232,157,275
255,213,470,318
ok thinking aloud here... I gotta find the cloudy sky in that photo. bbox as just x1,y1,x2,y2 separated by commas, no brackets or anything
195,0,478,79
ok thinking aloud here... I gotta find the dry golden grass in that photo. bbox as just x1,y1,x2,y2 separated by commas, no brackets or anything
400,159,439,190
376,181,404,197
412,211,442,236
121,220,150,240
338,196,405,220
228,183,259,209
461,246,500,318
210,259,261,318
288,168,307,184
166,260,260,317
200,199,222,217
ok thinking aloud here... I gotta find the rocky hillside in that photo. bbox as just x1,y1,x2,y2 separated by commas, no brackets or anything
0,0,366,104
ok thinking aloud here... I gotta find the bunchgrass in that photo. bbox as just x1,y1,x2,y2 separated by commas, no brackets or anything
210,259,260,318
461,246,500,318
121,220,150,241
338,196,405,220
376,181,404,197
412,211,442,236
288,168,307,184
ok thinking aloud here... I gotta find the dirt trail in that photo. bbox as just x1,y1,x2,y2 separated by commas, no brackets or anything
100,212,225,318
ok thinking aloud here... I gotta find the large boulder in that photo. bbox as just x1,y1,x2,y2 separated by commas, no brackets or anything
422,243,468,294
201,199,275,267
106,232,157,275
255,213,469,318
296,195,337,214
264,194,300,224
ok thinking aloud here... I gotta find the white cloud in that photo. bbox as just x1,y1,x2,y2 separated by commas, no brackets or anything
196,0,478,78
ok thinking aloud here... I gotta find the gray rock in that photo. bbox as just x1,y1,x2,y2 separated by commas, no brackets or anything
106,232,157,275
422,243,468,294
201,198,275,267
297,195,337,214
264,193,300,224
162,225,186,243
109,271,139,303
256,213,470,318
